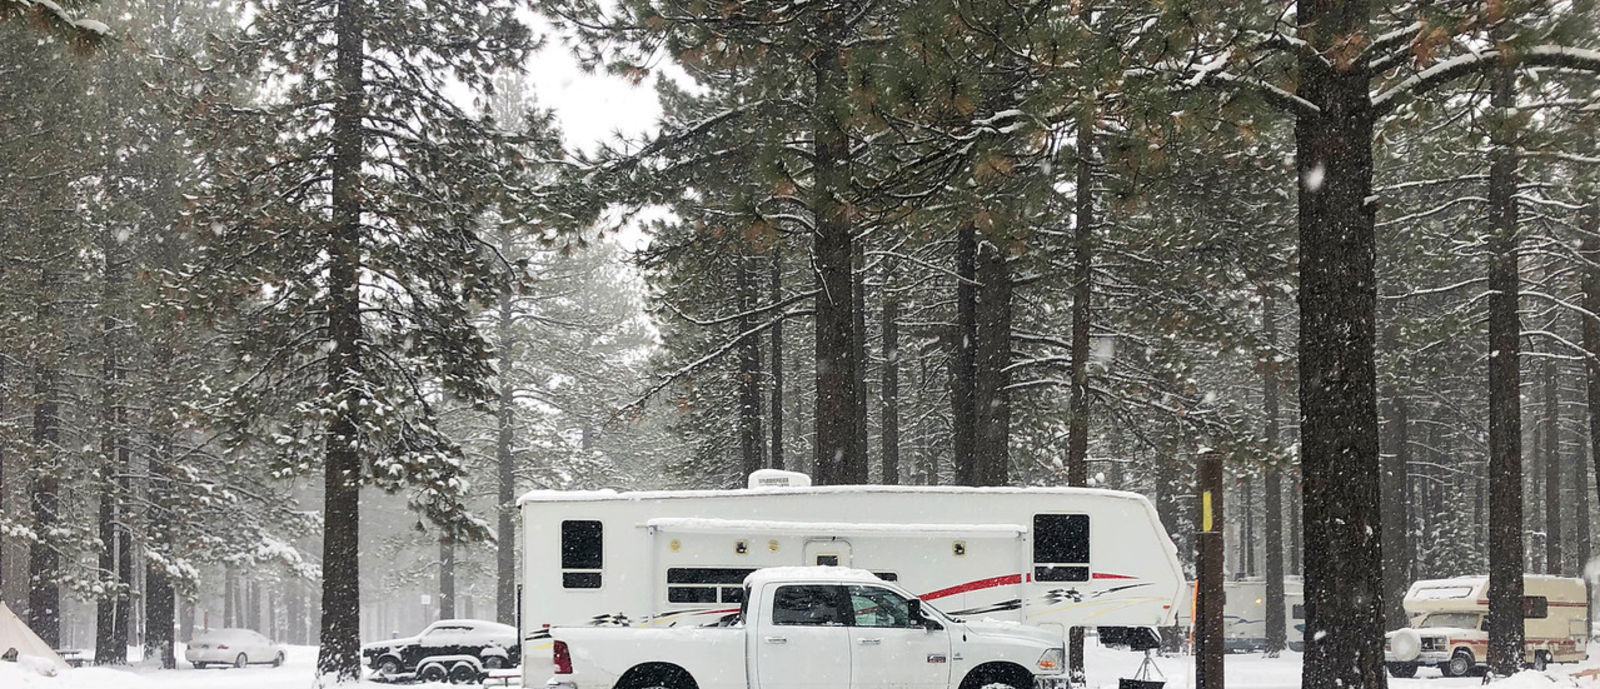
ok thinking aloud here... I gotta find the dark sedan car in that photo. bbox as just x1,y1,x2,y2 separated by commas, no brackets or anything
362,619,520,682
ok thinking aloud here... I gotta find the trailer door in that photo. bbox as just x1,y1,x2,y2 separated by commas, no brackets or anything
804,538,853,567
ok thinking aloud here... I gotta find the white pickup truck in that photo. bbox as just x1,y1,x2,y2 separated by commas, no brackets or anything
544,567,1068,689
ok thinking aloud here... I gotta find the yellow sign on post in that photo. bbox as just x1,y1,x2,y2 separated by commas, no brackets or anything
1201,491,1214,532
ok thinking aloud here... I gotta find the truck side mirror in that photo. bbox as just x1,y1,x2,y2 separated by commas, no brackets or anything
908,599,942,631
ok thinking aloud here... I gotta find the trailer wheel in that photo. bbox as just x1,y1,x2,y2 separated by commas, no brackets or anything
1443,649,1475,678
419,663,449,683
1386,662,1418,678
448,662,480,684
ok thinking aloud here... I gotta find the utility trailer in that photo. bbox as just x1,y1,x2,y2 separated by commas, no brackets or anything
518,470,1186,686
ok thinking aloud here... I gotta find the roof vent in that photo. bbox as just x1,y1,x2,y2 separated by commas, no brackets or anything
748,469,812,489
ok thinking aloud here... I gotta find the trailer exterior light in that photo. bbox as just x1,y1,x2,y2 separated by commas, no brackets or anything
553,641,573,675
1037,648,1064,672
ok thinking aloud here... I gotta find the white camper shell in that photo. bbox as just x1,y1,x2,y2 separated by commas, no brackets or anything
1384,575,1590,677
518,471,1186,684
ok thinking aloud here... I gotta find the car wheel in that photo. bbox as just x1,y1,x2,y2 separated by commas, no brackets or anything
234,653,248,669
448,663,480,684
419,664,449,683
192,662,205,669
483,656,506,670
1386,662,1418,678
272,652,285,668
1444,649,1475,677
377,657,403,676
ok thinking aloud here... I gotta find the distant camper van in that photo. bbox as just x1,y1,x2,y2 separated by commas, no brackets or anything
1175,578,1305,653
1384,575,1590,677
518,470,1187,684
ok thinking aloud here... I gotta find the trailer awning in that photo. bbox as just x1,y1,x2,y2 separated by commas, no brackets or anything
641,517,1026,539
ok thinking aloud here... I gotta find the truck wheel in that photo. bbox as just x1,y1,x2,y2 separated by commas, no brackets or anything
377,657,402,676
960,663,1035,689
1532,651,1549,672
1443,650,1475,678
1386,662,1418,678
419,664,449,683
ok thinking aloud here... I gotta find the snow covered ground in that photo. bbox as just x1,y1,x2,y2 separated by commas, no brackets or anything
2,640,1596,689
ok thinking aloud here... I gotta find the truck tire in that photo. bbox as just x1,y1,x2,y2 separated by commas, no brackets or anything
960,662,1035,689
617,663,698,689
1386,662,1418,678
376,656,403,676
1532,651,1549,672
1443,650,1474,678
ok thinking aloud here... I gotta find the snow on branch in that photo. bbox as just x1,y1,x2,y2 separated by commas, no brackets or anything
1373,45,1600,116
617,307,813,418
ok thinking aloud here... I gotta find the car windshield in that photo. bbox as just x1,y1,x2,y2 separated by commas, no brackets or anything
1418,613,1479,629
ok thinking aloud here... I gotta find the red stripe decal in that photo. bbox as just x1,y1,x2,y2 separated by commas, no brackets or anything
921,574,1025,600
1093,573,1137,580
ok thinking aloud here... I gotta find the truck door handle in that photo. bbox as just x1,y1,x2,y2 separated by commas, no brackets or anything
764,636,788,644
858,638,882,646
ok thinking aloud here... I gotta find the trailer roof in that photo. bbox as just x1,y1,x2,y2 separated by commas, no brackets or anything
643,517,1027,538
518,483,1146,507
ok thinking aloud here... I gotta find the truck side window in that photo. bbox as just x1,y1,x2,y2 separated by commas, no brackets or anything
561,520,603,589
848,586,913,628
772,585,850,626
1033,514,1090,582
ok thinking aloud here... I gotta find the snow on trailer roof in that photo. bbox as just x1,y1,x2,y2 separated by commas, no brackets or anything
518,482,1149,506
743,566,890,587
643,517,1026,538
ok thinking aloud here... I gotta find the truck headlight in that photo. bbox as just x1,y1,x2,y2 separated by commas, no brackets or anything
1037,648,1065,673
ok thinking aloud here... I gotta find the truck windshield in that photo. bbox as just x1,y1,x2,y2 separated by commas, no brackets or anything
1417,613,1479,629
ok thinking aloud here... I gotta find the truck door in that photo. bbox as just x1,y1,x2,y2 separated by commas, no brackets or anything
756,584,853,689
846,585,951,689
804,538,852,567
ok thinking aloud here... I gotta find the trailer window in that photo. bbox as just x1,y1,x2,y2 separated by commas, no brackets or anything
561,520,603,589
1524,596,1549,619
1033,514,1090,582
667,568,755,604
772,585,850,626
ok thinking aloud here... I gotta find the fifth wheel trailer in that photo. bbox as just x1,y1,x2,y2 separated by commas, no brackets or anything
517,470,1186,685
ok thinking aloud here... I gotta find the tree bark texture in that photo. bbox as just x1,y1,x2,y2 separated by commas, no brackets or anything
1584,198,1600,579
809,11,863,486
495,293,517,626
770,241,785,471
1542,356,1561,574
972,239,1012,487
1484,53,1524,678
880,270,900,485
1379,322,1410,631
951,222,978,485
739,261,767,479
1294,2,1386,687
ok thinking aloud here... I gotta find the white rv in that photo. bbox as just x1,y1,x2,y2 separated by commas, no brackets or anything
518,470,1186,684
1384,575,1590,677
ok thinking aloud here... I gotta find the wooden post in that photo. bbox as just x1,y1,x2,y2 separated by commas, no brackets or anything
1196,450,1225,689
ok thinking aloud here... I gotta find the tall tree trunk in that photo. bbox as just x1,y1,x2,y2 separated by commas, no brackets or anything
224,569,236,627
770,241,785,471
852,242,869,479
739,260,767,479
287,581,305,645
1262,289,1287,655
440,537,455,619
1064,88,1096,684
1241,478,1256,577
97,242,132,666
1484,50,1525,678
951,222,978,485
972,240,1012,487
29,366,61,647
1542,356,1561,574
809,12,862,486
1294,2,1385,686
1380,320,1410,631
247,579,261,631
880,266,900,485
1575,418,1592,573
318,0,368,679
495,290,517,626
145,345,176,668
1582,197,1600,574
